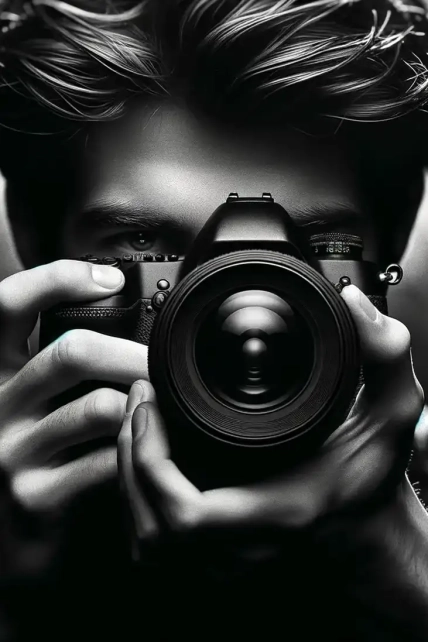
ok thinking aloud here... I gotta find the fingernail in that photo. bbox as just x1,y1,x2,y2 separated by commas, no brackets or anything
126,382,145,414
341,284,378,321
91,264,124,289
132,406,148,439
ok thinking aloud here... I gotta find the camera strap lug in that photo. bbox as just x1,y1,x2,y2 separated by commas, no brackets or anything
377,264,403,285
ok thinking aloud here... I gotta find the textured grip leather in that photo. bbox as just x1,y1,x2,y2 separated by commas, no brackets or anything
39,299,156,350
367,294,388,315
38,299,158,413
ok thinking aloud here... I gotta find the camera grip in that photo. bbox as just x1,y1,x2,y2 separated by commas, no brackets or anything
366,294,388,316
39,299,156,350
38,299,156,413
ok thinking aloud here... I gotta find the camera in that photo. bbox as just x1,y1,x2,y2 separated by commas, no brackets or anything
40,193,389,486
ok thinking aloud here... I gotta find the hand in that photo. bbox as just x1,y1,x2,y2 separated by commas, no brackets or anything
0,260,148,581
118,284,424,573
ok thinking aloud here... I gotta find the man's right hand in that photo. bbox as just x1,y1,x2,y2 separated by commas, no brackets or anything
0,260,148,579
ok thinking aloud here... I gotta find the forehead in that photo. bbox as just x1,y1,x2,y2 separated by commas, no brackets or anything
78,100,364,232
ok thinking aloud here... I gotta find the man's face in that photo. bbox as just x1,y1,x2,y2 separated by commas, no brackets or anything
60,100,379,262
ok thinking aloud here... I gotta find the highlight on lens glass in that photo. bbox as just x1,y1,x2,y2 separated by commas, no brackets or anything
195,289,314,411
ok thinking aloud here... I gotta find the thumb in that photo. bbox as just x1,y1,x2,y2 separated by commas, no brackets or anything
341,284,423,415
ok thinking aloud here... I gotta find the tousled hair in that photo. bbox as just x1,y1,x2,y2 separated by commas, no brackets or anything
1,0,428,132
0,1,425,270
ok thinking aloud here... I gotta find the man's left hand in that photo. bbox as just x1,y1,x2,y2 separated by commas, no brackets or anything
118,284,424,570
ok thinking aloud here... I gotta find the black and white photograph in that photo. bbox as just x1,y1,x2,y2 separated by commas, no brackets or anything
0,1,428,639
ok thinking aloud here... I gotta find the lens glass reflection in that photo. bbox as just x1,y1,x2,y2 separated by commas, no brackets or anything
195,290,314,410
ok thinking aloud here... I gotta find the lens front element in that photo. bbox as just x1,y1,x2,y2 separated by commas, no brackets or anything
195,290,314,411
149,250,359,448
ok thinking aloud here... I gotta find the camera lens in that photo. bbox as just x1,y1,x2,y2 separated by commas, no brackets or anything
195,290,314,410
149,250,359,448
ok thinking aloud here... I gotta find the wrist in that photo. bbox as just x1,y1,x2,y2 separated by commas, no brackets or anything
314,477,428,639
360,475,428,569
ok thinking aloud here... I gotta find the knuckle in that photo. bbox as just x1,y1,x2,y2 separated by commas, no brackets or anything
389,381,424,431
85,388,126,427
0,434,16,469
279,488,324,529
170,503,201,534
132,442,150,472
406,382,425,426
0,274,21,318
52,329,94,371
89,447,117,482
285,506,317,529
132,440,160,475
11,470,51,512
384,318,411,362
49,259,79,289
136,522,159,544
413,381,425,417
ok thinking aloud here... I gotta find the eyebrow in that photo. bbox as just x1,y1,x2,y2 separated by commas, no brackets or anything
78,199,362,232
78,200,185,231
294,203,363,229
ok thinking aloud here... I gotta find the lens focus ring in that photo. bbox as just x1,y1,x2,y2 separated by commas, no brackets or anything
149,250,360,448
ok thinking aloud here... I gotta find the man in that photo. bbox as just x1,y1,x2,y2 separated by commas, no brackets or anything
0,0,427,639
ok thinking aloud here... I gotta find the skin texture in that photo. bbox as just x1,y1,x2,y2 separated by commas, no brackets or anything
1,99,428,639
61,100,378,262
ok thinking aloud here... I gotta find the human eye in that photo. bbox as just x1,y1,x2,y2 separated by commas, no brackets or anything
73,206,192,257
96,228,174,255
111,230,157,252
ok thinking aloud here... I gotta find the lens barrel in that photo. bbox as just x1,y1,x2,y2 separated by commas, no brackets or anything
149,250,359,449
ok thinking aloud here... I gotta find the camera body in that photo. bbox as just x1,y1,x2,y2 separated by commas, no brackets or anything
39,252,183,348
40,194,388,487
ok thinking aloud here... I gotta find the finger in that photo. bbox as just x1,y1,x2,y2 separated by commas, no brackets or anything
197,465,325,531
131,402,201,532
341,285,424,418
118,380,158,549
131,404,321,536
3,330,148,413
414,405,428,456
0,260,124,372
130,403,298,541
9,388,127,466
11,447,117,512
